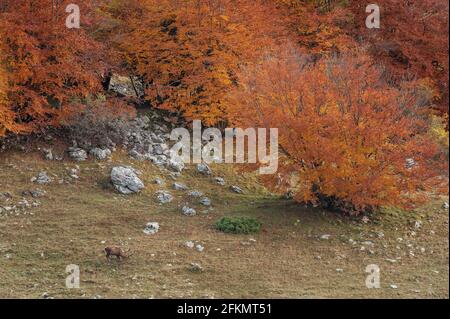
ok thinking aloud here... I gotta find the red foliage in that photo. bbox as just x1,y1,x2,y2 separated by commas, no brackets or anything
0,0,106,136
228,48,448,213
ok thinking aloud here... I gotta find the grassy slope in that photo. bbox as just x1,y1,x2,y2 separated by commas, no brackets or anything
0,145,448,299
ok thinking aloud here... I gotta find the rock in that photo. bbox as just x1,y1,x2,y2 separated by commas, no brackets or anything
0,192,12,201
214,177,225,186
197,163,212,175
361,216,370,224
108,73,144,98
41,292,51,299
182,206,196,216
185,241,195,249
43,149,53,161
199,197,211,206
128,149,147,161
442,202,449,210
90,148,111,160
188,263,203,273
110,166,144,194
167,155,185,173
414,220,422,230
230,185,243,194
149,155,167,166
390,284,398,289
361,241,374,247
155,191,173,204
34,171,52,185
195,244,204,252
22,189,46,198
376,231,385,238
386,258,397,263
188,190,203,198
336,268,344,273
143,222,160,235
68,147,87,161
154,178,164,185
173,183,188,191
153,144,167,155
320,234,331,240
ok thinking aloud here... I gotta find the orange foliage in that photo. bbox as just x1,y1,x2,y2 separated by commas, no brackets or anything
0,45,15,136
0,0,105,136
228,48,448,213
346,0,449,115
101,0,289,126
279,0,449,114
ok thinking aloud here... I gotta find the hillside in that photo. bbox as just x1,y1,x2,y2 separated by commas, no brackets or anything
0,141,448,298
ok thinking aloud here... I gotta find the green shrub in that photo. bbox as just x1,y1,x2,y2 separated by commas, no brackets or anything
215,216,261,234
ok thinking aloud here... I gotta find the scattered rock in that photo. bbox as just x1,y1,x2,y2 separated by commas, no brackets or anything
90,148,111,160
155,191,173,204
182,206,196,217
188,190,203,198
167,155,185,173
143,222,160,235
33,171,52,185
214,177,225,186
195,244,205,252
320,234,331,240
361,216,370,224
386,258,397,263
336,268,344,273
361,241,374,247
185,241,195,249
414,220,422,230
22,189,46,198
197,163,212,175
230,185,243,194
43,148,53,161
68,147,88,161
173,183,188,191
110,166,144,194
108,73,144,98
199,197,211,206
0,192,12,201
41,292,51,299
390,284,398,289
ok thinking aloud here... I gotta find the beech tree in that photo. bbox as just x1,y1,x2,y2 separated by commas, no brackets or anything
0,0,105,136
100,0,288,126
228,48,448,213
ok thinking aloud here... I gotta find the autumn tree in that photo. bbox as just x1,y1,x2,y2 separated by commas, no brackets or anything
278,0,449,115
0,0,107,136
100,0,289,126
228,48,448,213
0,45,15,136
345,0,449,115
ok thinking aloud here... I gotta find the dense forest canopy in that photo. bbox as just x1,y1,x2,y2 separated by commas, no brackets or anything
0,0,448,212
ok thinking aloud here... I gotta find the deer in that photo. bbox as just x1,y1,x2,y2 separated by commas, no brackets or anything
104,246,132,261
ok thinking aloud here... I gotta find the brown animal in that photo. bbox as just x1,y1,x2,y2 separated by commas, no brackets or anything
104,246,132,261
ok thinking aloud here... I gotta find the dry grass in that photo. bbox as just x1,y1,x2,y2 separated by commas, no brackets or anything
0,145,448,299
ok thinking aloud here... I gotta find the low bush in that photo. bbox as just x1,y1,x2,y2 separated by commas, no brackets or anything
215,216,261,234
